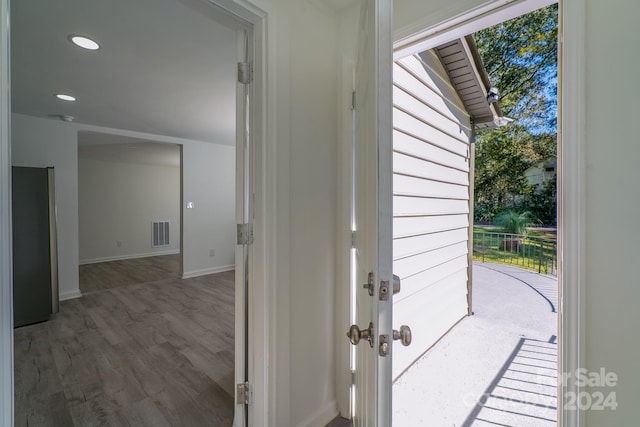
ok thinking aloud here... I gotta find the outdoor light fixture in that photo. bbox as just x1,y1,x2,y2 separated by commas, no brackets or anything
68,35,101,51
54,93,76,102
487,87,500,104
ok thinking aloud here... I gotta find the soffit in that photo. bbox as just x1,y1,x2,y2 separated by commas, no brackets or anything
434,36,504,130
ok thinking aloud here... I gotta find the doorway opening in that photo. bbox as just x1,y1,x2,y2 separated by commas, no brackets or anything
390,2,559,425
9,0,252,425
77,135,184,294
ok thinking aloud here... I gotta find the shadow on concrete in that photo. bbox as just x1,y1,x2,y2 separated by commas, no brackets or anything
461,337,558,426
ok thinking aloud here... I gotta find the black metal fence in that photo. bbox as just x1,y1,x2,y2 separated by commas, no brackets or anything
472,231,557,276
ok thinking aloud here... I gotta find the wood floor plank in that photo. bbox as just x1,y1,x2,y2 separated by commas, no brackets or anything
15,255,235,426
113,397,172,427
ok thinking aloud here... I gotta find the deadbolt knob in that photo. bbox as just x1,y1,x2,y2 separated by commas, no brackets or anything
393,325,412,346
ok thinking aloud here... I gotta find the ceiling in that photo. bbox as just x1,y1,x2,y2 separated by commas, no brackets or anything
11,0,241,146
78,132,180,167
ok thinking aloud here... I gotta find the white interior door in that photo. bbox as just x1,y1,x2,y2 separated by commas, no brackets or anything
349,0,393,425
234,27,252,427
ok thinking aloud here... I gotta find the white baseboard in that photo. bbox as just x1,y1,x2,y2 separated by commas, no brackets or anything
181,264,235,279
79,249,180,265
295,400,339,427
59,289,82,301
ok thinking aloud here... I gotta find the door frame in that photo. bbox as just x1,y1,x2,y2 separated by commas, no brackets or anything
336,0,585,425
0,0,281,425
0,0,12,423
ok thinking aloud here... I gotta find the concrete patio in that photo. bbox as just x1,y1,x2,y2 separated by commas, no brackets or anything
393,263,558,426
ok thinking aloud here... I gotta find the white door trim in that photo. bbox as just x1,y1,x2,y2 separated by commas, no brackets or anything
0,0,14,424
234,25,252,427
558,0,586,424
204,1,280,425
393,0,557,60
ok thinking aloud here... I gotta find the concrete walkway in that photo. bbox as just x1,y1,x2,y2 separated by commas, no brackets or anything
393,263,558,427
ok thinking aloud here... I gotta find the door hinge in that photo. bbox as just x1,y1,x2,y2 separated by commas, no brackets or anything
238,61,254,84
351,370,356,386
351,230,356,248
237,223,254,245
237,382,252,405
351,91,356,110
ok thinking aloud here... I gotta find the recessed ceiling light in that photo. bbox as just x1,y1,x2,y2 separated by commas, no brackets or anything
55,93,77,102
68,35,101,51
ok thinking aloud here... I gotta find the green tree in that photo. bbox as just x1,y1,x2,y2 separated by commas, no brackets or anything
473,4,558,224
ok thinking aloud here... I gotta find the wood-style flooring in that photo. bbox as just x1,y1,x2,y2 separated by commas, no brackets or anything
14,255,235,426
79,254,181,294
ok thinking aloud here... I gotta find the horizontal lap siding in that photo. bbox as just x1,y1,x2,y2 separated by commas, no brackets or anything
394,228,469,260
393,52,472,380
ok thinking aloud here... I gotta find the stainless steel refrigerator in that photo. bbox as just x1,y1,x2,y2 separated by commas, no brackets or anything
12,166,60,327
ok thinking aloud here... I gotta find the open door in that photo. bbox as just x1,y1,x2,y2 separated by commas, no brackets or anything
234,27,253,427
347,0,395,425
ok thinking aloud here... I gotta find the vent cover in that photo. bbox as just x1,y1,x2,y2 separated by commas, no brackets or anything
152,221,170,247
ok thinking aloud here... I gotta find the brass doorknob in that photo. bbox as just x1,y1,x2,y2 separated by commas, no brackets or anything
393,325,412,346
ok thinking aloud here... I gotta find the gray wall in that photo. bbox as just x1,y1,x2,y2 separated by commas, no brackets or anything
78,157,181,263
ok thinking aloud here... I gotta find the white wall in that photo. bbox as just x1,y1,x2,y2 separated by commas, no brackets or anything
581,0,640,423
285,2,339,425
78,157,180,263
11,113,236,299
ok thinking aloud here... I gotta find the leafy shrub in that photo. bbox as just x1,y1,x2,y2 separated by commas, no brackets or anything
493,210,540,235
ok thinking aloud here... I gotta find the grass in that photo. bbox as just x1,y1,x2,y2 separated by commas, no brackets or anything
472,228,557,275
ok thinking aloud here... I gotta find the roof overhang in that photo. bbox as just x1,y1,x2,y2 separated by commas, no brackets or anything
433,35,511,130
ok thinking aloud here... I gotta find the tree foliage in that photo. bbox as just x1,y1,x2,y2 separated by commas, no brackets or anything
473,4,558,224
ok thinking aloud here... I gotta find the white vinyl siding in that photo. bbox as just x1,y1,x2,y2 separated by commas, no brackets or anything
392,52,473,380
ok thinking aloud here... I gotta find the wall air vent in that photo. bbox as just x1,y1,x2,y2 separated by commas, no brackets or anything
152,221,170,247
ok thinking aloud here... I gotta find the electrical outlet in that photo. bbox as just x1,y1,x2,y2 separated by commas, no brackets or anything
209,249,215,257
